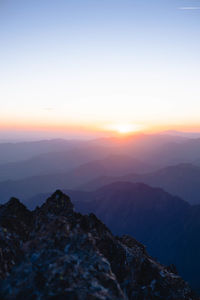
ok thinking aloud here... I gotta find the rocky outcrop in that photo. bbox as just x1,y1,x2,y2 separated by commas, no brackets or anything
0,197,33,279
0,190,198,299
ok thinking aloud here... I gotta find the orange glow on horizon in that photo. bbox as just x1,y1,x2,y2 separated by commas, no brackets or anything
1,119,200,137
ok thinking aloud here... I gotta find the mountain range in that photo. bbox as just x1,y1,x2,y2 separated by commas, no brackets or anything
0,139,82,164
1,133,200,204
1,133,200,293
81,163,200,204
0,154,153,203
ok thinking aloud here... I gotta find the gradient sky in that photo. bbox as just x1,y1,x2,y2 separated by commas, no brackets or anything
1,0,200,137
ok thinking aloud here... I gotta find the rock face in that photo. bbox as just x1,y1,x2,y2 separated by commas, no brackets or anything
0,191,198,300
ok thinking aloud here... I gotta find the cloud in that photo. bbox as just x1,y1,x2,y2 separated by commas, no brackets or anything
179,6,200,10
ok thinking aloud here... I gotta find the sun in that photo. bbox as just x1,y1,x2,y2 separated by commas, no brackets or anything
115,124,133,134
110,123,141,134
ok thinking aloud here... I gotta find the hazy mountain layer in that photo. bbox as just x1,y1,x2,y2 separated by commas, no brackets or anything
0,139,81,164
0,133,198,181
81,163,200,204
0,155,153,202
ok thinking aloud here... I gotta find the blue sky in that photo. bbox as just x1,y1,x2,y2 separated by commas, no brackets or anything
0,0,200,137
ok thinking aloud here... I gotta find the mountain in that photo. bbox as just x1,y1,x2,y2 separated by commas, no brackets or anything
93,134,200,167
134,164,200,204
0,190,197,299
81,163,200,205
67,154,154,177
25,189,94,210
2,133,200,183
0,139,82,164
0,133,183,166
23,183,200,292
1,133,200,178
0,155,153,202
117,135,200,167
150,138,200,166
0,144,111,181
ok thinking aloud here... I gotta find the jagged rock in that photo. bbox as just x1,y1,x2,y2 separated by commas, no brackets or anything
37,190,74,216
0,197,33,279
0,197,33,239
0,190,198,299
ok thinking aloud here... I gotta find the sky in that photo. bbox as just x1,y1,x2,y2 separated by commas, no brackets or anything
0,0,200,139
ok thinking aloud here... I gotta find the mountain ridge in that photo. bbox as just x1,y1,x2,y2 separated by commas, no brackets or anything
0,154,153,203
80,163,200,204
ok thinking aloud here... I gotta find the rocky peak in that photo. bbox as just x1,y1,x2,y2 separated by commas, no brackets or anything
0,197,33,280
0,191,198,299
0,196,33,240
0,197,28,216
37,189,74,217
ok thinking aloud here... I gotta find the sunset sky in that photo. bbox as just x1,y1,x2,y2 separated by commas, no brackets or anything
1,0,200,138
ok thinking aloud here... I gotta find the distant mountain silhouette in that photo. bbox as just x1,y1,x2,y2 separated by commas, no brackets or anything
67,154,154,177
93,134,200,167
81,163,200,204
2,134,200,183
0,154,152,202
0,133,193,175
0,144,112,181
149,138,200,166
0,139,81,164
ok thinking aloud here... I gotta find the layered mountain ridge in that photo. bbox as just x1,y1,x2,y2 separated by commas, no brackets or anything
0,190,198,299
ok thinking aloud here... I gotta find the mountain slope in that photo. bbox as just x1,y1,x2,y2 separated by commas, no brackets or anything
0,190,197,299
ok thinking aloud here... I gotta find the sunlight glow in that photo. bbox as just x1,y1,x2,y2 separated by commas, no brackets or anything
110,124,142,134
